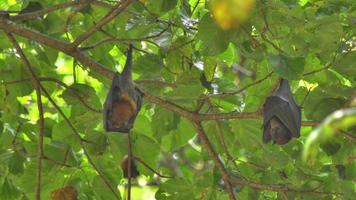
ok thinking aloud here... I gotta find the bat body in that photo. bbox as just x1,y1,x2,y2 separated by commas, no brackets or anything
103,44,142,133
121,156,140,178
263,79,301,145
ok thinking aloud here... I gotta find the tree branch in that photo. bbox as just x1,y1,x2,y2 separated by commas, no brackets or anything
10,0,91,21
1,33,120,198
193,122,237,200
40,84,120,199
231,178,341,196
0,17,320,125
71,0,134,47
80,25,169,50
127,132,132,200
5,33,45,200
134,156,173,178
2,77,101,113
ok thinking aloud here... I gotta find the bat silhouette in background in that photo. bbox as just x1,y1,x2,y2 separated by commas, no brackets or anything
121,155,140,178
103,44,143,133
263,79,301,145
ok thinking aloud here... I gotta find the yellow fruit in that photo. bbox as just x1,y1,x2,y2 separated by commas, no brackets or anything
209,0,256,30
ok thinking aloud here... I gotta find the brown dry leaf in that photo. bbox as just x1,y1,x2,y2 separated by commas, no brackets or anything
51,186,77,200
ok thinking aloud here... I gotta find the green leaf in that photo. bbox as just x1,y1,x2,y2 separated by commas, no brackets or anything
0,178,20,200
52,121,81,151
61,83,101,109
197,14,237,56
303,108,356,162
333,53,356,82
152,107,178,140
44,142,80,167
133,134,160,176
84,131,108,155
8,151,25,175
268,54,305,80
203,57,217,81
165,37,193,74
135,54,164,79
92,175,121,200
145,0,178,14
155,178,194,200
169,118,195,150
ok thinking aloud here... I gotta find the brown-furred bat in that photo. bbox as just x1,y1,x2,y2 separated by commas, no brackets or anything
263,79,301,145
103,44,142,133
121,155,140,178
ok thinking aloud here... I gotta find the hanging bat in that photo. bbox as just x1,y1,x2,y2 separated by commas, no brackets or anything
121,155,140,178
262,79,301,145
103,44,143,133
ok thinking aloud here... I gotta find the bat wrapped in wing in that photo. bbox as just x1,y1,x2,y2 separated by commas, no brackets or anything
103,44,143,133
263,79,301,145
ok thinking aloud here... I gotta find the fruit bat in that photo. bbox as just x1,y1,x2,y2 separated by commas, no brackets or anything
262,79,301,145
103,44,142,133
121,155,140,178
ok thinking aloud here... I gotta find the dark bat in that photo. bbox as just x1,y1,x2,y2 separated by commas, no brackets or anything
121,155,140,178
103,44,143,133
262,79,301,145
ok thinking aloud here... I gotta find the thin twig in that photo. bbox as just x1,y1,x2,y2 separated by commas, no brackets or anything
231,178,341,196
280,192,289,200
344,90,356,107
338,131,356,143
4,31,119,199
5,33,45,200
215,121,237,166
303,51,344,77
42,83,120,198
10,0,91,21
204,71,274,99
72,0,134,47
127,132,132,200
259,5,285,53
80,26,169,50
300,88,311,107
191,0,201,15
2,77,101,113
193,122,237,200
302,66,330,76
41,84,120,199
134,156,173,178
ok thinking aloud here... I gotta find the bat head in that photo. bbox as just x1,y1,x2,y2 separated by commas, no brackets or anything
263,117,292,145
270,117,292,145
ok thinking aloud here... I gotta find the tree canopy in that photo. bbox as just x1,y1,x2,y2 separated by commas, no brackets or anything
0,0,355,199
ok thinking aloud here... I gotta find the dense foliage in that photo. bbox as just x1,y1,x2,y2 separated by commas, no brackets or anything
0,0,355,199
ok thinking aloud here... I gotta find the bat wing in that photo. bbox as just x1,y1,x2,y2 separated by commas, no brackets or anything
123,88,143,131
103,73,122,132
262,120,272,143
274,79,301,133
